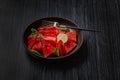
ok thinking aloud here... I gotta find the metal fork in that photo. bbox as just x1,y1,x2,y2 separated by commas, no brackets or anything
41,20,100,32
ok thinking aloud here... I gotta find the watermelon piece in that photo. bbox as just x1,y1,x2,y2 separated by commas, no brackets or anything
32,41,42,51
41,40,55,57
38,26,60,31
44,33,56,37
64,41,77,54
44,36,56,46
27,38,37,49
27,33,38,49
43,34,57,46
56,40,65,56
59,45,66,56
66,31,76,42
38,26,61,35
56,40,63,47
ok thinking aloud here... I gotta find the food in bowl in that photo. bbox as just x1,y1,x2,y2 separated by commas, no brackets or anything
27,26,77,58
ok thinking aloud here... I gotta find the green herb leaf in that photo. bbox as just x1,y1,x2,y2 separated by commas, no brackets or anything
61,27,70,32
53,47,59,56
60,25,70,32
38,34,44,39
31,28,37,33
31,28,38,37
29,49,41,56
31,33,37,37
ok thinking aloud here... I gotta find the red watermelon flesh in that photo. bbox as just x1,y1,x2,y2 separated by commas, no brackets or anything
32,41,42,51
64,41,77,54
43,33,57,46
66,31,76,42
44,36,56,46
41,40,55,57
56,40,66,56
38,26,61,35
43,33,56,37
27,38,37,49
56,40,63,47
59,45,67,56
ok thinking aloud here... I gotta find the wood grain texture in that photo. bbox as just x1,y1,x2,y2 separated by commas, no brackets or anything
0,0,120,80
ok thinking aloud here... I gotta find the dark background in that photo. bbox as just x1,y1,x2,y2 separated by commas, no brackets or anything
0,0,120,80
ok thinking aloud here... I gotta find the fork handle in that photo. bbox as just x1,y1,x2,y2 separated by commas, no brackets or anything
60,26,100,32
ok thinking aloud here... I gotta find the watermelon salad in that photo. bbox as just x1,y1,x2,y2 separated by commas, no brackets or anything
27,26,77,58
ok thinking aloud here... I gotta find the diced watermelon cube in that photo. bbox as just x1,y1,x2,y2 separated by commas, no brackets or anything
27,38,37,49
32,41,42,51
41,40,55,57
56,40,63,47
38,26,61,35
66,31,76,42
59,45,66,56
44,34,57,46
64,41,77,54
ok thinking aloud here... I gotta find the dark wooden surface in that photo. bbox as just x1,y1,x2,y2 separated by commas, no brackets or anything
0,0,120,80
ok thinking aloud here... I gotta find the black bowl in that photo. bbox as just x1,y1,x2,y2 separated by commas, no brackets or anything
23,17,83,60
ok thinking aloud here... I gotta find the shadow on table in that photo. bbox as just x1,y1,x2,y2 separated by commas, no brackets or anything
26,41,88,70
